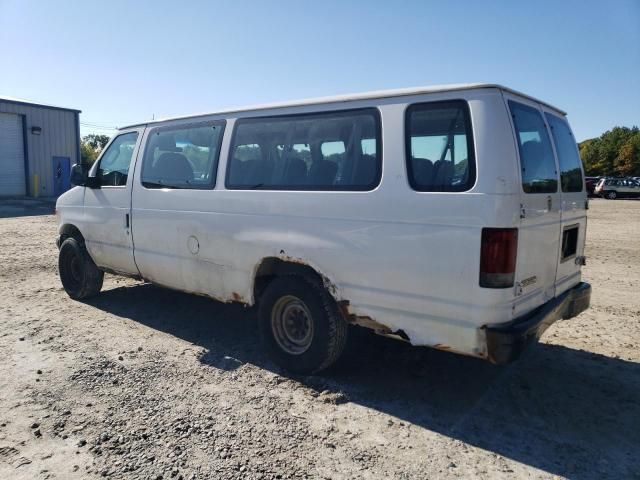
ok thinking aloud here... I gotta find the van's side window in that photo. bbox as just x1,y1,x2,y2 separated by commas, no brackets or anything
545,113,583,192
226,109,381,190
405,101,475,192
96,132,139,187
141,122,225,189
508,101,558,194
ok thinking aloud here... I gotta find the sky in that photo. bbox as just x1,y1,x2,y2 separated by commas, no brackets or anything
0,0,638,142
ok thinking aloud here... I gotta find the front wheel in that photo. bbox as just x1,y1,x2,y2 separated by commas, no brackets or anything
258,276,348,374
606,191,617,200
58,237,104,299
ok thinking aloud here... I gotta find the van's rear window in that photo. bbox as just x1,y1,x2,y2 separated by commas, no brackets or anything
545,113,583,193
405,101,476,192
509,101,558,194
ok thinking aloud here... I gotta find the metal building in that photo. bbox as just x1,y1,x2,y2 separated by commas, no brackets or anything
0,97,80,197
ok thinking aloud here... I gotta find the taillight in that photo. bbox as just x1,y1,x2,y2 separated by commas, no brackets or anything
479,228,518,288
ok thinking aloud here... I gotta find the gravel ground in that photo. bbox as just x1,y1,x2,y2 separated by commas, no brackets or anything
0,198,638,480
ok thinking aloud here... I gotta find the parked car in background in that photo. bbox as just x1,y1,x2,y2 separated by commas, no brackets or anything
595,177,640,199
585,176,600,196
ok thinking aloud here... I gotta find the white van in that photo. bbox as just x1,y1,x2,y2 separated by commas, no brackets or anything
56,84,591,373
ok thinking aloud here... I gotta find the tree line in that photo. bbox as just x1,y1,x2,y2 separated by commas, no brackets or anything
80,134,110,165
579,126,640,177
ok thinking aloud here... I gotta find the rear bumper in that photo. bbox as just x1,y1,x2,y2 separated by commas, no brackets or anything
484,282,591,364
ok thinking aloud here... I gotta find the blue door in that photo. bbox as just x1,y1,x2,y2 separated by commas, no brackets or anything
52,156,71,196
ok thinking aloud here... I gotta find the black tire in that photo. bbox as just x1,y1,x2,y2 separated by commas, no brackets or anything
58,237,104,300
258,275,348,374
606,191,617,200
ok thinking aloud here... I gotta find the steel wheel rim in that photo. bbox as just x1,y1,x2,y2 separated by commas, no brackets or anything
271,295,314,355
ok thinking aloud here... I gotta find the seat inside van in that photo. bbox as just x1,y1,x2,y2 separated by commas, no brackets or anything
152,152,194,182
283,156,308,184
412,157,435,186
308,159,338,185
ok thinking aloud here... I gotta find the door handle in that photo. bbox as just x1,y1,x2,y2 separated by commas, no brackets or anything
125,213,130,229
547,195,552,211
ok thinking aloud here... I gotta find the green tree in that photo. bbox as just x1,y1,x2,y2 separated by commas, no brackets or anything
80,141,98,165
80,134,111,165
579,126,640,176
579,139,598,175
615,132,640,176
84,134,110,151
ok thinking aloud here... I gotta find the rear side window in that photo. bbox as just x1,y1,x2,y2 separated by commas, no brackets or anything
405,101,475,192
546,113,583,192
509,101,557,193
141,122,225,189
226,109,381,190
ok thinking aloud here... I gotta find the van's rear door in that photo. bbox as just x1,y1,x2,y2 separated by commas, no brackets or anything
543,110,587,295
504,94,562,316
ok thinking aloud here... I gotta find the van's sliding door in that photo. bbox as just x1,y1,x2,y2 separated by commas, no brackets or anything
130,120,227,297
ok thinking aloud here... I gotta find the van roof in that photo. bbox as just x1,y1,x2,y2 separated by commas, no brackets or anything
119,83,566,130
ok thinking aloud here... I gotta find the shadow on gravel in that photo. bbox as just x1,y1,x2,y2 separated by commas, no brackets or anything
0,197,56,218
87,283,640,480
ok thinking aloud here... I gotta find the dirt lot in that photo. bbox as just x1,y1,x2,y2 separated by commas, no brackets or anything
0,198,638,480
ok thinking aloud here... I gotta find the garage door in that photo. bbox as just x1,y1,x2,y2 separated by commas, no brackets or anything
0,112,26,196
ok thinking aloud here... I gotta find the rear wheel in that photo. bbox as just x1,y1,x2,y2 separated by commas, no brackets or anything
258,276,348,374
58,237,104,299
606,191,617,200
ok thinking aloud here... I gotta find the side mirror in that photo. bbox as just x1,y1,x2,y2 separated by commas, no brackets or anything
70,163,89,186
70,164,100,188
